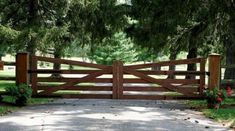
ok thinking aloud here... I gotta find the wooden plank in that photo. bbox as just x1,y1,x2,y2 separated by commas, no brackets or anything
136,70,206,76
29,69,112,74
2,61,15,66
61,94,112,99
122,95,203,100
37,86,112,91
124,78,200,84
31,56,38,95
112,61,123,99
38,78,113,83
36,56,109,69
126,58,203,69
0,77,15,81
38,67,112,95
124,68,197,96
123,86,198,92
208,54,221,90
16,53,29,85
221,64,235,68
199,58,206,94
0,61,3,70
34,94,112,99
30,69,205,76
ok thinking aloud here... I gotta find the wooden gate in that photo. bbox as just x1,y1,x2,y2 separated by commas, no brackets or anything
121,58,206,100
15,53,221,100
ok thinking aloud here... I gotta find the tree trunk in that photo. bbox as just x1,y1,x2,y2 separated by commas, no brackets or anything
186,23,206,79
0,55,2,61
168,52,177,79
224,37,235,79
186,46,197,79
51,47,62,78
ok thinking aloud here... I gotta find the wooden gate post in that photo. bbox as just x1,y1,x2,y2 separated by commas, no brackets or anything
112,60,123,99
16,52,29,85
208,54,221,90
0,61,3,70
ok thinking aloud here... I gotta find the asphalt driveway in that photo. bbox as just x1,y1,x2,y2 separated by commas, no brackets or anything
0,99,231,131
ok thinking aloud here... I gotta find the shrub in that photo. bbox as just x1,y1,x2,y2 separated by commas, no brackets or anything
205,87,229,109
5,84,32,106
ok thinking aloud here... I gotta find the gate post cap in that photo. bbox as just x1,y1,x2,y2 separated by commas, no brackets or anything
209,53,221,56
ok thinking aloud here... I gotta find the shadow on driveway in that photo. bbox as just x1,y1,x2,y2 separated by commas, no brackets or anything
0,99,231,131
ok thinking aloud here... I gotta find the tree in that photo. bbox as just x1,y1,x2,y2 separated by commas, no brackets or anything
125,0,235,79
88,32,137,65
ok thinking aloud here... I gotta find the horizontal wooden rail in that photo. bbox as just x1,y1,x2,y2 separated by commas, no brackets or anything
221,64,235,69
37,77,200,85
37,86,112,91
34,94,113,99
0,77,15,81
35,56,109,69
123,79,200,84
122,95,204,100
29,69,207,76
38,77,113,83
126,58,203,69
2,61,16,66
123,86,198,92
29,69,106,74
135,70,207,76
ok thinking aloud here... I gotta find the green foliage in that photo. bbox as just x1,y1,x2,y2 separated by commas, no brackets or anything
5,84,32,106
205,88,228,104
204,109,235,122
88,32,137,65
135,47,156,63
187,98,235,125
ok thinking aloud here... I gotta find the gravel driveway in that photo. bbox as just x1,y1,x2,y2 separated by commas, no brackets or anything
0,99,231,131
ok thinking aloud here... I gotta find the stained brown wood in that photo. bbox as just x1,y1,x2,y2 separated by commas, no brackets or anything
2,61,15,66
36,56,109,69
123,86,198,92
38,78,113,83
31,56,38,95
16,53,29,85
30,69,205,76
26,55,207,100
0,77,15,81
0,61,3,70
126,58,202,69
136,70,206,76
35,94,112,99
122,95,203,100
221,64,235,68
29,69,110,74
37,86,112,91
123,68,197,96
199,58,206,94
112,61,123,99
208,54,221,90
38,67,112,95
123,78,200,84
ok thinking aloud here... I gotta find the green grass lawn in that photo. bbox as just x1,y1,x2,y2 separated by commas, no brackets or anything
0,96,53,116
0,79,54,116
186,98,235,126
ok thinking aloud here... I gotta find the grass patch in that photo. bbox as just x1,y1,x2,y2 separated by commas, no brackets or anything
0,96,53,116
0,106,18,116
186,98,235,126
203,109,235,121
0,81,15,91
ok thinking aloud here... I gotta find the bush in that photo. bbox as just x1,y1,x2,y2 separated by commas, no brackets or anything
5,84,32,106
